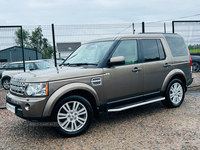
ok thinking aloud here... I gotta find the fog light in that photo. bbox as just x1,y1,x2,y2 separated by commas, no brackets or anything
25,104,30,111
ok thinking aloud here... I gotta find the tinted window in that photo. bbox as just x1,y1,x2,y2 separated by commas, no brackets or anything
164,34,188,57
157,40,165,60
112,40,138,65
140,39,160,62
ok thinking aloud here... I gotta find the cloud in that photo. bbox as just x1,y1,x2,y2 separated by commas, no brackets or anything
0,0,200,26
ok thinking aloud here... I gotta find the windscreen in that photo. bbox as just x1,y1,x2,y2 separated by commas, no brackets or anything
63,41,114,65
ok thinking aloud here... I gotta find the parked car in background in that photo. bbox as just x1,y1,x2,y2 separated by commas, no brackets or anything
0,62,10,69
42,59,64,67
0,62,10,79
1,60,51,90
191,55,200,72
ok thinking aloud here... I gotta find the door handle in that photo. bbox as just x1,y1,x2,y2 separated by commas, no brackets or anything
132,68,142,72
163,63,171,67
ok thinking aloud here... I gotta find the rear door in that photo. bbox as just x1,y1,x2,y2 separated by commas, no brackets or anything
139,39,173,95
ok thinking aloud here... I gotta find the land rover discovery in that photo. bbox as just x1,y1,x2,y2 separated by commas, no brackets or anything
6,33,193,137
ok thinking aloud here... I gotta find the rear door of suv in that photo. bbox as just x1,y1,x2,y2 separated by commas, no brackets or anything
139,38,173,95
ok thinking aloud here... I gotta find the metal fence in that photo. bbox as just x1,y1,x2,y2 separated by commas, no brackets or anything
172,21,200,87
0,26,25,63
172,21,200,54
0,21,200,91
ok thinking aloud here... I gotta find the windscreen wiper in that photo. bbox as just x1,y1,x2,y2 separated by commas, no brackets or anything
60,63,70,66
69,63,98,66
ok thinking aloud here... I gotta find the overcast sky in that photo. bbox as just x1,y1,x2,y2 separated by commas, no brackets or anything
0,0,200,25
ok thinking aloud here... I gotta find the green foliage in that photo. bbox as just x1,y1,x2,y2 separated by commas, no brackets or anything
188,44,200,50
188,44,200,54
15,26,53,59
15,29,30,48
189,49,200,53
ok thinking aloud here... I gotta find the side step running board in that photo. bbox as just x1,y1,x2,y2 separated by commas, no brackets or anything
108,97,165,112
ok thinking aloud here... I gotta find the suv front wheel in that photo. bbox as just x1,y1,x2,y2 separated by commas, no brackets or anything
162,79,185,108
53,95,93,137
2,78,10,90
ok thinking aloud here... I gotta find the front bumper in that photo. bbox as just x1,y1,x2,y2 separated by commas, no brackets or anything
6,92,50,121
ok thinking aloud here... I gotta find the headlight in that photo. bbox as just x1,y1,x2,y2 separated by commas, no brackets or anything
25,83,48,96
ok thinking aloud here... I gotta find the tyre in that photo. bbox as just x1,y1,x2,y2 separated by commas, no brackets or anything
162,79,185,108
53,95,93,137
2,78,10,90
192,62,200,72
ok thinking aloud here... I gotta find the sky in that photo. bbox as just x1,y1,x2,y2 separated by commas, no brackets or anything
0,0,200,25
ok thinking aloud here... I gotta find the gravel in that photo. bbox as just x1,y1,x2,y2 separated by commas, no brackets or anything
0,89,200,149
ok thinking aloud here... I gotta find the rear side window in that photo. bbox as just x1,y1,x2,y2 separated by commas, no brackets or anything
140,39,166,62
7,64,19,69
164,34,188,57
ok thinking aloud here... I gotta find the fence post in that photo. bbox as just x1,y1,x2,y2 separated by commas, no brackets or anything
172,21,175,33
164,23,166,33
132,23,135,34
51,24,57,68
20,26,25,72
142,22,145,33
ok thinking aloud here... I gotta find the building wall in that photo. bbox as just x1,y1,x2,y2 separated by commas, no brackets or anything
0,46,42,62
57,42,81,58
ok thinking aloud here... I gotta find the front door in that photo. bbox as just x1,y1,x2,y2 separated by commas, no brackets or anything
103,39,143,105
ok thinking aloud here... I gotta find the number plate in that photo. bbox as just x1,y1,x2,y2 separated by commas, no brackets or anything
6,103,16,114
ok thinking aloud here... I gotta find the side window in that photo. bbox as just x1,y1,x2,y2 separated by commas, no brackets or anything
18,63,24,70
112,40,138,65
157,40,165,60
140,39,159,62
164,34,188,57
25,63,35,70
140,39,165,62
7,64,19,69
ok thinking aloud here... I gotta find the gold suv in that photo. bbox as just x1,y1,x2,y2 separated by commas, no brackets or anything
6,33,193,137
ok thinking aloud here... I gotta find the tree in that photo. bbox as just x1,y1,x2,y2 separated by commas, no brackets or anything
14,29,30,48
15,26,53,59
29,26,43,52
41,38,53,59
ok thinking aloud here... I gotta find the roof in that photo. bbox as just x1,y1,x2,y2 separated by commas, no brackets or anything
0,46,41,54
8,60,45,64
86,33,179,43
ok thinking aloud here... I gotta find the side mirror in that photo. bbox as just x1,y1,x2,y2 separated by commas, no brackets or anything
107,56,125,66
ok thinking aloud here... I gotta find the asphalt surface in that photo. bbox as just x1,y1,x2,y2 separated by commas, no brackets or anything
0,89,200,149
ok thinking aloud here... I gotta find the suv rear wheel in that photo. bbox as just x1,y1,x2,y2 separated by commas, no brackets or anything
53,95,93,137
192,62,200,72
162,79,185,108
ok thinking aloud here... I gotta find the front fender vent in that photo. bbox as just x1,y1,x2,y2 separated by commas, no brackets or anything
91,77,102,86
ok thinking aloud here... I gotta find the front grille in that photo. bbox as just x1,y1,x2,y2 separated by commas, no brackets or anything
10,80,26,95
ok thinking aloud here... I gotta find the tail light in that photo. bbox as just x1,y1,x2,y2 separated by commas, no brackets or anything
190,55,192,72
189,55,192,66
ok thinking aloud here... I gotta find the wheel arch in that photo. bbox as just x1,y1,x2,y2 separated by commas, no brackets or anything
43,83,100,119
1,75,11,84
161,69,187,95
